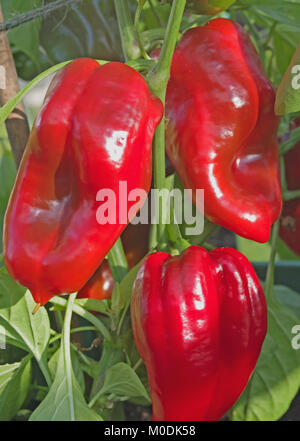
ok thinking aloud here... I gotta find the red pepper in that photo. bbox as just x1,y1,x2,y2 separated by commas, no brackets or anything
131,246,267,421
77,260,114,302
165,18,282,243
3,58,163,306
78,223,150,301
279,118,300,256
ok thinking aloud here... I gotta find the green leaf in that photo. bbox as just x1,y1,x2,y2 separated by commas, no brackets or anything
275,40,300,115
0,268,50,361
48,347,85,393
274,25,300,76
76,351,99,379
274,285,300,319
89,340,125,404
143,0,171,28
30,293,101,421
2,0,42,66
40,0,125,64
237,236,272,262
0,62,70,124
74,298,109,315
100,362,151,403
250,0,300,28
0,357,32,421
109,402,126,421
30,343,102,421
231,295,300,421
116,257,146,315
277,237,300,261
0,124,16,253
111,283,125,318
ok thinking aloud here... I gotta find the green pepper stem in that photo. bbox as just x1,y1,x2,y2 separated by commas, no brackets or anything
107,237,129,283
114,0,140,61
135,1,151,60
50,296,112,341
265,220,279,302
147,0,186,244
283,189,300,201
61,292,77,420
37,356,52,388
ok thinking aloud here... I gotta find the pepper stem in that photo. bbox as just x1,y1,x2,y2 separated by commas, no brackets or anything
147,0,186,247
32,303,41,315
265,220,279,302
114,0,140,61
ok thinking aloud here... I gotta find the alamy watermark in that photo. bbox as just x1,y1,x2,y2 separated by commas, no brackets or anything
291,64,300,90
291,325,300,350
95,181,204,236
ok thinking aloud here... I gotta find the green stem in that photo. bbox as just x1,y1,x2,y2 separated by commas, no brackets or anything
49,326,97,345
203,242,216,251
142,28,166,47
149,0,163,27
107,238,129,283
50,296,112,341
264,220,279,302
147,0,185,94
133,358,143,372
267,49,274,78
37,356,52,388
135,1,151,60
114,0,140,61
240,11,265,63
89,340,124,406
127,58,155,72
279,126,300,155
280,156,287,194
111,1,140,284
263,21,277,49
147,0,186,244
63,292,77,421
283,190,300,201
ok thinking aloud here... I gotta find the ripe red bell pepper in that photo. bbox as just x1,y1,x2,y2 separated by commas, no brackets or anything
78,223,150,301
3,58,163,306
165,18,282,243
279,119,300,256
131,246,267,421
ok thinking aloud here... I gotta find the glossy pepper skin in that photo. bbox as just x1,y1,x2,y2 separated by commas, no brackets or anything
78,223,150,301
279,119,300,256
165,18,282,243
131,246,267,421
3,58,163,306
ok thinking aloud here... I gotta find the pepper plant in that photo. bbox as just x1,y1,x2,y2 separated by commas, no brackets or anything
0,0,300,422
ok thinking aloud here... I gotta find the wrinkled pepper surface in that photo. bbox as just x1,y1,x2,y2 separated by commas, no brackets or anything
3,58,163,306
78,223,150,301
165,18,282,243
279,118,300,256
131,246,267,421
